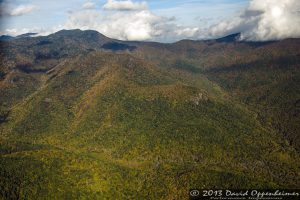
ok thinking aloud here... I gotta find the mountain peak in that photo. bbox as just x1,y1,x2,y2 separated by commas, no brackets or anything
51,29,106,38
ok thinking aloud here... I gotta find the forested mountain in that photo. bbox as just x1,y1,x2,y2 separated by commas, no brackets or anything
0,29,299,199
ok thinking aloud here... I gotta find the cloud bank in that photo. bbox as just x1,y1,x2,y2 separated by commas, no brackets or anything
62,0,201,42
210,0,300,41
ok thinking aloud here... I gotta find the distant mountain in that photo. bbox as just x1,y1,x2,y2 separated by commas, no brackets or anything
0,35,14,41
0,33,38,42
215,33,241,42
0,29,299,199
16,32,38,38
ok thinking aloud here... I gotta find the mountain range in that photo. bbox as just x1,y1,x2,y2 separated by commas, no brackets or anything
0,29,299,199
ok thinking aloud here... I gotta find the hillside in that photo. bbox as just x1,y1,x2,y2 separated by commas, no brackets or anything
0,30,299,199
134,37,300,151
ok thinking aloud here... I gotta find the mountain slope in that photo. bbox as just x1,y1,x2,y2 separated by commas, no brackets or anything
0,30,299,199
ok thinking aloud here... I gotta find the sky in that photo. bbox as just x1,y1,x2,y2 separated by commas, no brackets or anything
0,0,300,42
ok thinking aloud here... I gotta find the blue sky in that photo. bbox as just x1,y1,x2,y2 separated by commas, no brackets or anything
150,0,248,25
0,0,299,42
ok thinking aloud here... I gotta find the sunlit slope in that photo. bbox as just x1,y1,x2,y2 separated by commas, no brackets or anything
0,29,111,109
1,51,299,199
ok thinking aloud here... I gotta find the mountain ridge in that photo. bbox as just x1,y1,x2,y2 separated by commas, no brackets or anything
2,29,299,44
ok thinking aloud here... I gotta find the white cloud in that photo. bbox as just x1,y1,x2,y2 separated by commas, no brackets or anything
210,0,300,41
83,1,96,9
64,9,101,31
99,11,163,40
10,5,39,16
103,0,147,11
